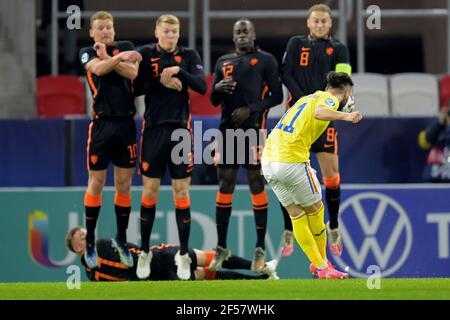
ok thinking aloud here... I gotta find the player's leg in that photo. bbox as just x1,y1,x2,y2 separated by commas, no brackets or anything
264,161,328,271
84,169,106,268
316,151,342,256
209,167,237,271
137,125,167,279
246,168,268,272
304,201,327,261
112,166,135,266
197,267,269,280
302,201,348,279
215,270,270,280
197,248,278,277
140,176,160,253
136,176,160,279
84,118,110,268
199,249,250,270
110,118,137,267
167,126,195,280
280,203,293,232
285,202,327,269
314,124,342,256
280,201,295,257
172,177,192,257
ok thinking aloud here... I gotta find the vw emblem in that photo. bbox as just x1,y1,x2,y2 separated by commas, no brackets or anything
333,192,413,277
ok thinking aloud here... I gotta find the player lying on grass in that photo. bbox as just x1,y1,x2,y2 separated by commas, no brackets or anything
66,227,279,281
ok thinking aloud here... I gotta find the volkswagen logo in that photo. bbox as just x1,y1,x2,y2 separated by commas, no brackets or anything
333,192,413,277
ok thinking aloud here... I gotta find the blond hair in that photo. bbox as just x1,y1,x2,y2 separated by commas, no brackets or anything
307,4,332,19
90,11,114,27
65,226,83,253
156,14,180,27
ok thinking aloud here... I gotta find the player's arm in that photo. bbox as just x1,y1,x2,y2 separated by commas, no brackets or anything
133,46,152,96
160,51,206,94
248,55,283,112
80,47,117,77
112,42,142,80
281,37,305,101
114,60,140,80
334,44,352,75
178,50,207,94
315,105,362,123
85,52,131,77
87,41,142,78
210,60,227,106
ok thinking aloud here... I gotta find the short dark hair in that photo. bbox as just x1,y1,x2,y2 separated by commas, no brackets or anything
326,71,353,90
66,226,83,253
234,18,254,29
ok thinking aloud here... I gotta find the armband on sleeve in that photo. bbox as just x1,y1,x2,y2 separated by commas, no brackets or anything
335,63,352,75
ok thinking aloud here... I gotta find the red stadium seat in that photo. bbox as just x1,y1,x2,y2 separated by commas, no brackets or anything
439,74,450,109
36,75,85,117
189,74,221,115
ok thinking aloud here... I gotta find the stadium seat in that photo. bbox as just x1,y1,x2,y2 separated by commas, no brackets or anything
36,75,85,118
390,73,439,116
189,74,221,115
439,74,450,108
351,73,390,116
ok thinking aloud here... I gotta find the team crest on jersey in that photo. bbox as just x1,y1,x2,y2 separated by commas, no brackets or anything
81,52,89,64
250,58,259,66
326,47,334,56
325,98,335,106
112,49,120,56
142,161,150,172
90,155,98,165
174,55,182,63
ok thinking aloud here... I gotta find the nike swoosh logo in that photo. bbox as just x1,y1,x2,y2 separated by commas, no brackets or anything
301,47,311,51
182,219,191,223
151,58,160,62
324,144,334,148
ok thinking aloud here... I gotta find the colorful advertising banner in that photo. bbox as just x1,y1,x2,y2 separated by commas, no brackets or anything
1,185,449,282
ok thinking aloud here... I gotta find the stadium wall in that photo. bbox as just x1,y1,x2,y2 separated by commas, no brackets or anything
1,185,449,282
0,117,433,187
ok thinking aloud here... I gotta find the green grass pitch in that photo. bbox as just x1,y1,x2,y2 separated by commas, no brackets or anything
1,278,449,300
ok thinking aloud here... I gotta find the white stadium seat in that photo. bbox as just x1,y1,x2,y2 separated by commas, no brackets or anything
390,73,439,116
352,73,390,116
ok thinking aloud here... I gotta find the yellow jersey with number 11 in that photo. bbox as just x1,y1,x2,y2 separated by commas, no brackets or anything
262,90,339,163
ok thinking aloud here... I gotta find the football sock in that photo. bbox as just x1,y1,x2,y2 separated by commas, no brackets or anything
291,211,326,268
216,271,268,280
324,175,341,230
280,202,293,231
84,192,101,245
216,192,233,248
174,196,191,255
251,191,268,249
307,203,327,261
140,195,157,253
222,255,252,270
114,193,131,244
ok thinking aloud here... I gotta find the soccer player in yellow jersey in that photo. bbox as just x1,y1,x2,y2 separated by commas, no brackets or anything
261,72,362,279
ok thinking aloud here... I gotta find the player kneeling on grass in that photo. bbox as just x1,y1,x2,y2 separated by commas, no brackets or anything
66,227,279,281
261,71,362,279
